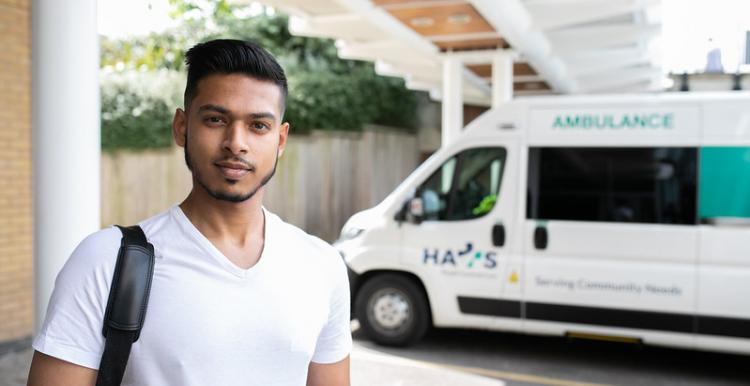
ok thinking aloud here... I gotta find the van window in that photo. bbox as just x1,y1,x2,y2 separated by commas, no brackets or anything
527,147,697,225
417,147,507,221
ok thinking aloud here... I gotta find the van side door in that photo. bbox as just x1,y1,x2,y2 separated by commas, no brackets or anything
523,147,699,347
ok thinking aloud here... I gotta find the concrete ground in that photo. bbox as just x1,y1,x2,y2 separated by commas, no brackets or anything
0,342,503,386
352,344,503,386
355,327,750,386
7,323,747,386
0,347,32,386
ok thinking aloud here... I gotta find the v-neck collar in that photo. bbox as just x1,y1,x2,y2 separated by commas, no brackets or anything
171,205,271,279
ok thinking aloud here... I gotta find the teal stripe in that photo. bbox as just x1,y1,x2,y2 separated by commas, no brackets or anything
699,147,750,219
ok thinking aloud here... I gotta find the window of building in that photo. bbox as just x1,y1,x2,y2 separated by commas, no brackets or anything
527,147,697,225
417,147,507,221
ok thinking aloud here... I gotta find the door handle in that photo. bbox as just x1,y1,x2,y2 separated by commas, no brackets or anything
492,223,505,247
534,226,548,250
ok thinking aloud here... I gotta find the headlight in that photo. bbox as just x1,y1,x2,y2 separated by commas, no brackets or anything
340,227,365,241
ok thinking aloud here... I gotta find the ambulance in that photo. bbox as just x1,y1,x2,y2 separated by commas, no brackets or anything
334,92,750,355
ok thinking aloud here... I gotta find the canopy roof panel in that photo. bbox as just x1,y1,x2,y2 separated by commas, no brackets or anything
244,0,662,104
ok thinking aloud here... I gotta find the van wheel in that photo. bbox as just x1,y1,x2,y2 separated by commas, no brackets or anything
355,274,430,347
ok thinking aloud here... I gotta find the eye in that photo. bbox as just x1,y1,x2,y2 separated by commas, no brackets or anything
252,122,270,131
203,115,226,126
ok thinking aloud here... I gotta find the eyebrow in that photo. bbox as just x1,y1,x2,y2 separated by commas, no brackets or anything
197,104,276,121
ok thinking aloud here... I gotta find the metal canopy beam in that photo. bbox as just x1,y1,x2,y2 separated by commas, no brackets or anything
288,14,383,40
577,66,662,92
469,0,576,93
566,47,652,76
548,23,661,53
526,0,659,31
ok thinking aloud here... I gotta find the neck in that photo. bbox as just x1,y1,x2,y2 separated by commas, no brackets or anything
179,185,265,246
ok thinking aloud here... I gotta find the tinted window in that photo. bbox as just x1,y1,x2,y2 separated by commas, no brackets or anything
417,147,507,221
527,147,697,225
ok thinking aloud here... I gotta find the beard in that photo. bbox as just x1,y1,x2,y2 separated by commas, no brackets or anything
184,136,279,203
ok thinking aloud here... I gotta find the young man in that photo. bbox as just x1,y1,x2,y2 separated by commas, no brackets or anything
27,39,352,386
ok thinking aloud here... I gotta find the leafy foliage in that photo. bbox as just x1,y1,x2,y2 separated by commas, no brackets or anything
100,70,184,150
100,0,424,149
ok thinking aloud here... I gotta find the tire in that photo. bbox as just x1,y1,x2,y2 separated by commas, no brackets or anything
355,273,430,347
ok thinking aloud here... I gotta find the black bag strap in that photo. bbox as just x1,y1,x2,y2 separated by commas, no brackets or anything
96,225,155,386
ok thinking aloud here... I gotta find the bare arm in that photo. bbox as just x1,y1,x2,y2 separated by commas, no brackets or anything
27,351,97,386
306,355,350,386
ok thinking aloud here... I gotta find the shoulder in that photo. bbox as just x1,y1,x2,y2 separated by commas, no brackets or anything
62,208,171,278
62,227,122,274
266,210,344,271
50,226,124,297
33,227,125,369
136,206,175,241
77,226,122,252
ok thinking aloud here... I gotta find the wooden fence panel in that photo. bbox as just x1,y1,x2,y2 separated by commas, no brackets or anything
101,126,419,242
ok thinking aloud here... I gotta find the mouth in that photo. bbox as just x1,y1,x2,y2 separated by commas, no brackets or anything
215,162,253,180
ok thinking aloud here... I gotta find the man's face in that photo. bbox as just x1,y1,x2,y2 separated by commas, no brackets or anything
172,73,289,203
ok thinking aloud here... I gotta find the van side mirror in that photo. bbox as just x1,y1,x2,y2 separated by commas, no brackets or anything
406,197,424,224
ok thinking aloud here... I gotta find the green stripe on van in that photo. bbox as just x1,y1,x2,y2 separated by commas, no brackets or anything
699,147,750,219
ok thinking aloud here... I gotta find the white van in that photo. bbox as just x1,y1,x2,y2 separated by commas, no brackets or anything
335,92,750,355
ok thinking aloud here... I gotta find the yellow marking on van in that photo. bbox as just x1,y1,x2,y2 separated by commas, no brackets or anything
566,331,641,344
509,271,519,283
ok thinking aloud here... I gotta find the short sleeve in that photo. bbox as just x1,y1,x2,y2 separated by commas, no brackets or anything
310,254,352,364
32,227,121,370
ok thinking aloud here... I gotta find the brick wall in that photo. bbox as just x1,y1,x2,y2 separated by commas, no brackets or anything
0,0,33,344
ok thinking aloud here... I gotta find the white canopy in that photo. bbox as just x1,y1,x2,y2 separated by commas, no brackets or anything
238,0,663,105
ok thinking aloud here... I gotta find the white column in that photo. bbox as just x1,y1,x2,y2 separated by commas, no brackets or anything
441,54,463,147
492,53,514,108
32,0,100,331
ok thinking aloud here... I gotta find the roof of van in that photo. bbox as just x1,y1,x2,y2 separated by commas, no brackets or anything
512,91,750,105
462,91,750,147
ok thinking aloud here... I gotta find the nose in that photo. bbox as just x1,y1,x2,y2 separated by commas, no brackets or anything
222,121,249,155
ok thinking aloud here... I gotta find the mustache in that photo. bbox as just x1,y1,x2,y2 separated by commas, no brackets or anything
213,157,257,171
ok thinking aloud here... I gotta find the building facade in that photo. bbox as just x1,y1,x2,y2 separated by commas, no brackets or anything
0,0,33,349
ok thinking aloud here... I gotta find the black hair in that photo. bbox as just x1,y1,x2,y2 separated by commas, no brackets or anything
183,39,288,114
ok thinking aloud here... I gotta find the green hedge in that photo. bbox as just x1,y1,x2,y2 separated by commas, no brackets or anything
101,65,421,150
100,70,184,151
100,4,424,150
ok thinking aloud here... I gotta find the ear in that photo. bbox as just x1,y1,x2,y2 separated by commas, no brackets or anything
173,108,188,148
277,122,290,157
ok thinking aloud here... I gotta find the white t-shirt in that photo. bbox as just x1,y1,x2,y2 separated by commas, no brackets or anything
33,205,352,385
